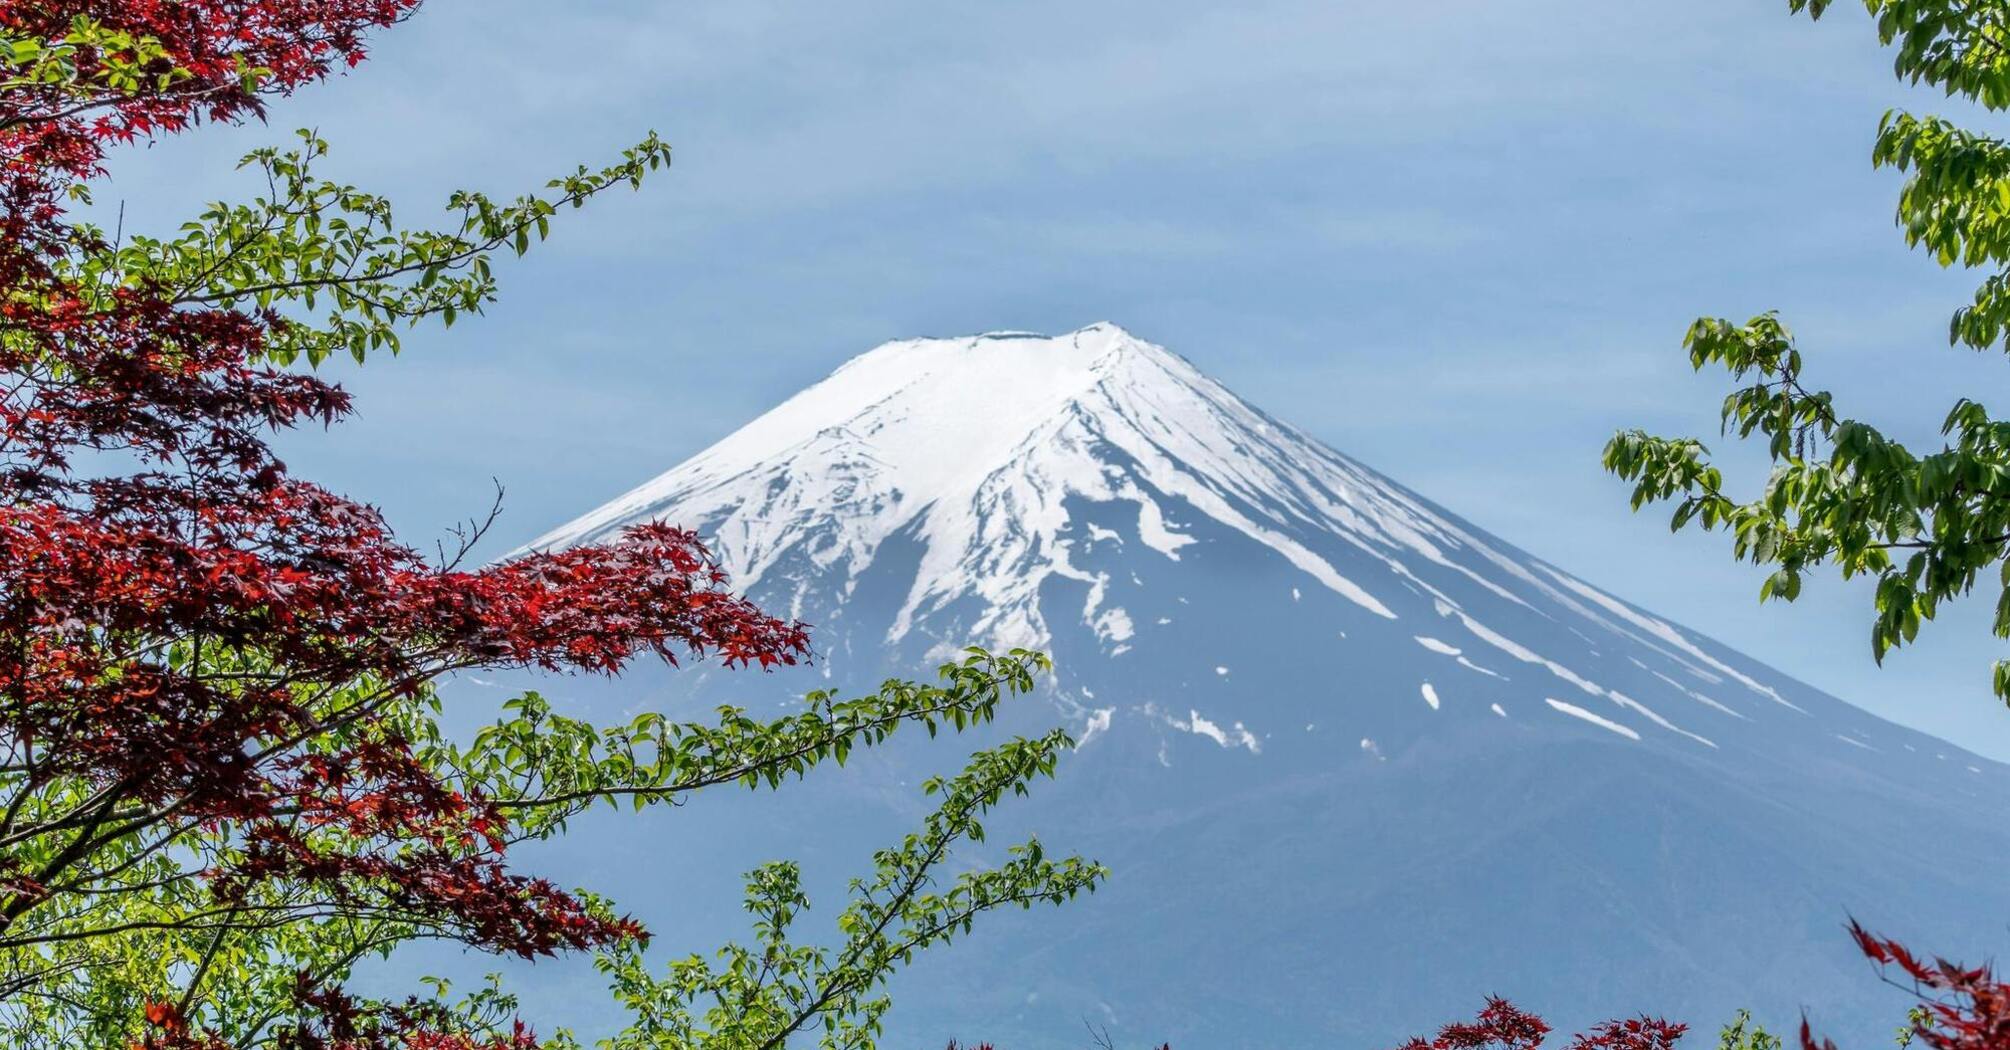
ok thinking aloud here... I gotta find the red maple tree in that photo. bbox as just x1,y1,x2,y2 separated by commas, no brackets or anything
1395,922,2010,1050
1800,922,2010,1050
1392,997,1687,1050
0,3,808,1045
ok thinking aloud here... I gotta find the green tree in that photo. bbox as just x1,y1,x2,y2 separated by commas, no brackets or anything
1717,1010,1780,1050
0,6,1100,1048
1604,0,2010,704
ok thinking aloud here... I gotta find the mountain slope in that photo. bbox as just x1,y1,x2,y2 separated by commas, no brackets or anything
520,324,2010,1048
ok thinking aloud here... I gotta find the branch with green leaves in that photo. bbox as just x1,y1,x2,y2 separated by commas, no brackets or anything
0,5,1097,1043
0,649,1071,1048
424,648,1053,840
573,731,1105,1050
1608,0,2010,706
67,128,671,366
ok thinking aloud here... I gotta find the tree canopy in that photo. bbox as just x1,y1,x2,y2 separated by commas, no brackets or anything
1605,0,2010,704
0,4,1098,1047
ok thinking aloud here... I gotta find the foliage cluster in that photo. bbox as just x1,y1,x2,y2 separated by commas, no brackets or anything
1605,0,2010,703
1392,922,2010,1050
0,3,1098,1047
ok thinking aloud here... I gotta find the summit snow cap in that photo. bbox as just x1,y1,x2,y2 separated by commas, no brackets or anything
529,323,1795,746
531,322,1449,641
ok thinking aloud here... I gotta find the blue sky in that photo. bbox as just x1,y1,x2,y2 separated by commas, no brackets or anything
100,0,2010,758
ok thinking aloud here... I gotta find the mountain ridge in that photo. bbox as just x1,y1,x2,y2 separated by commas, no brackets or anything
503,322,2010,1048
533,323,1950,764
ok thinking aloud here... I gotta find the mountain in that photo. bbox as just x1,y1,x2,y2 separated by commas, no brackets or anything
516,323,2010,1048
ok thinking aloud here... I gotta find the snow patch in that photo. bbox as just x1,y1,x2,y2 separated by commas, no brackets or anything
1640,664,1747,720
1535,565,1804,712
1420,682,1441,710
1545,698,1640,741
1454,611,1602,696
1133,492,1195,560
1456,657,1503,679
1414,636,1462,656
1606,690,1716,749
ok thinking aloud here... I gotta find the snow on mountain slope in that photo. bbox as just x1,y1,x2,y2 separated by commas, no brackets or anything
533,323,1816,753
506,322,2010,1050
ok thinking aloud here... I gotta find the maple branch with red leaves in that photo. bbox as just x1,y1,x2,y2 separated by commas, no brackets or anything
0,3,1099,1047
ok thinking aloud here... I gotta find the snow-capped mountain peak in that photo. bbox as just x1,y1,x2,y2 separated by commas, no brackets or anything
533,323,1161,549
539,324,1508,637
529,323,1856,755
518,324,2010,1050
